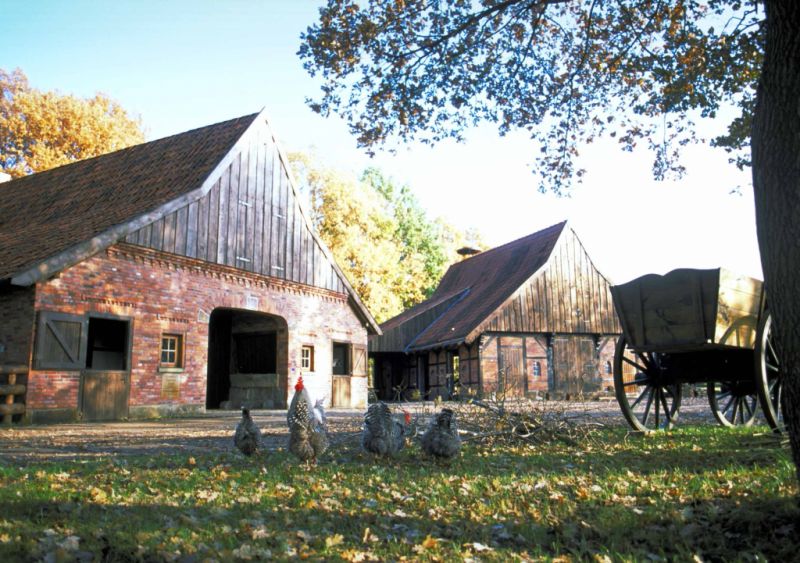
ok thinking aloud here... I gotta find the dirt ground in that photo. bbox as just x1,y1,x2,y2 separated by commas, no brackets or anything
0,398,721,464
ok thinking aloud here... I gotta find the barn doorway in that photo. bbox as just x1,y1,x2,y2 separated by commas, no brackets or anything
206,308,288,409
551,335,600,397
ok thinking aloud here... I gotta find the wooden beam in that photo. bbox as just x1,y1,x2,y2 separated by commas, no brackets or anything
0,364,27,375
0,403,26,415
0,384,25,396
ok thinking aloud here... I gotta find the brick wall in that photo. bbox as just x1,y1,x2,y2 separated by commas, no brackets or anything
28,243,368,418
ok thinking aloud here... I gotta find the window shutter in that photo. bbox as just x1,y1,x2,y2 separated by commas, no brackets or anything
35,311,87,370
351,345,367,377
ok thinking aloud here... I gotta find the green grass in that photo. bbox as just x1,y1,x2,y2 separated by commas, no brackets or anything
0,425,797,561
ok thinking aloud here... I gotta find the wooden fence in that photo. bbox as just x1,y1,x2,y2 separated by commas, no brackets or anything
0,364,27,425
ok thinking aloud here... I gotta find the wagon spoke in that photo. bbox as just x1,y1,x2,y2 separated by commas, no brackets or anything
624,376,650,387
722,393,735,416
630,386,650,410
641,387,655,426
767,339,779,366
659,388,671,421
766,361,780,374
622,355,649,373
742,398,755,423
654,388,661,428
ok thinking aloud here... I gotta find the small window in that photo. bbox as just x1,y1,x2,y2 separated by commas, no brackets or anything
533,361,542,377
301,345,314,371
605,360,612,375
160,334,183,368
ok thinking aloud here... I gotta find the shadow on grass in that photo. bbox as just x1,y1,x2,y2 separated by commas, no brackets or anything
0,490,797,561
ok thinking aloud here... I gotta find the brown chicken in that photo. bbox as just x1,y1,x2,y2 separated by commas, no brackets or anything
421,408,461,459
233,407,261,456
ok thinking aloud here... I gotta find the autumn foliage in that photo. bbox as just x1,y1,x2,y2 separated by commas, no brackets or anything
0,68,144,178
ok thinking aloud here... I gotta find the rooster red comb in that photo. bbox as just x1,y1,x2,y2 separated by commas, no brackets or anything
295,376,304,392
403,410,411,424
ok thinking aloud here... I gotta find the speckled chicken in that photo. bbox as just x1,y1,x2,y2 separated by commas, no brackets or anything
362,402,411,457
287,377,329,465
233,407,261,456
421,408,461,459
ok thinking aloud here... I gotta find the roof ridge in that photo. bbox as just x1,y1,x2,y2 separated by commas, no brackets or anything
452,220,566,266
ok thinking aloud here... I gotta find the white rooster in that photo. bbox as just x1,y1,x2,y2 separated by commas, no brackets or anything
287,376,329,465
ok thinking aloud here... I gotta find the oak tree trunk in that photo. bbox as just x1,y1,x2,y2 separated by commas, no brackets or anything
752,0,800,482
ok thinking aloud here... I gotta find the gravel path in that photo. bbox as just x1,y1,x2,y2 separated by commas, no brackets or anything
0,398,723,464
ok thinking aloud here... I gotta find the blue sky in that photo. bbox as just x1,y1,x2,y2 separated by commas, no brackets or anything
1,0,760,283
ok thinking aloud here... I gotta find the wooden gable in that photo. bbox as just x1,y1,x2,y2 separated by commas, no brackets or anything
123,116,348,294
466,227,620,340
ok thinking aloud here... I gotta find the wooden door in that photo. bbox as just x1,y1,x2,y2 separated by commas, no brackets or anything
499,346,525,397
331,376,350,407
551,336,598,396
81,370,129,421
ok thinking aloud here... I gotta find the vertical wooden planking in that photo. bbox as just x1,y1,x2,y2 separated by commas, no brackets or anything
141,223,153,248
227,152,241,268
207,180,220,263
292,200,302,282
261,141,275,275
197,184,210,262
284,188,295,282
174,205,188,256
253,133,265,274
246,133,258,271
277,171,288,279
151,217,164,251
186,201,199,258
300,221,309,285
216,166,230,265
163,212,177,254
269,149,282,276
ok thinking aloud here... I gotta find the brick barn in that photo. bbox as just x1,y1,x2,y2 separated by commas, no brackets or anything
0,110,380,423
369,222,621,401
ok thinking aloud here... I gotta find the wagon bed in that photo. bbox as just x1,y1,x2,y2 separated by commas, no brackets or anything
609,268,783,433
610,268,763,353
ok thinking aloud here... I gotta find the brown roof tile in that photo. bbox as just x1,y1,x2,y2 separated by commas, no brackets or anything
378,221,566,351
0,113,258,281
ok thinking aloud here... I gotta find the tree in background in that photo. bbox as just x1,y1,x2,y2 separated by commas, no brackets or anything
299,1,800,481
1,68,144,178
362,167,484,306
290,154,482,321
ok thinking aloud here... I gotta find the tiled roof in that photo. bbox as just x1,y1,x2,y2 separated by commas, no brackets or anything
378,221,566,351
0,113,258,281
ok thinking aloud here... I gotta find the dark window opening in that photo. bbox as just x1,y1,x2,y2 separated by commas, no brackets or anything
234,333,276,373
332,342,349,375
86,317,129,370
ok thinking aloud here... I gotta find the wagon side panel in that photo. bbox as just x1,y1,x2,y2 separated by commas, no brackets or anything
713,269,763,349
611,269,720,351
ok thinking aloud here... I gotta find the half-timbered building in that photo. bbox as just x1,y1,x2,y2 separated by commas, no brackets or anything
369,222,620,401
0,110,380,423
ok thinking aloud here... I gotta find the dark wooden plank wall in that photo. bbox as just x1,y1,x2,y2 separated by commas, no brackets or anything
369,293,465,353
125,133,346,294
477,230,620,336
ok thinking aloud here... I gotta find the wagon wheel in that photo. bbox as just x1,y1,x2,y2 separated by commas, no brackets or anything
707,381,758,427
613,335,681,432
755,311,784,432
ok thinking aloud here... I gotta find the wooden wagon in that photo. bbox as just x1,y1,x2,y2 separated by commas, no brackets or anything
609,268,784,432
